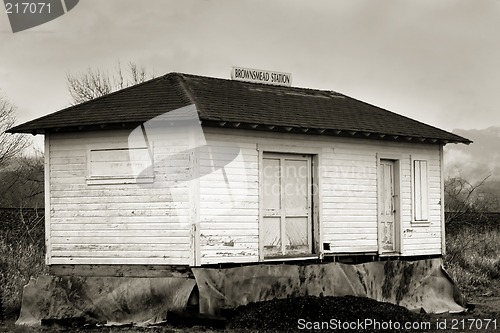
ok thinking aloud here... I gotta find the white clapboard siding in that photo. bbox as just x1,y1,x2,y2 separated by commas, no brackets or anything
200,128,443,259
197,136,260,264
402,153,443,255
48,130,192,265
48,126,444,266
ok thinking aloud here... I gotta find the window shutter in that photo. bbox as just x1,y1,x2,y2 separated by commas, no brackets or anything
414,160,429,221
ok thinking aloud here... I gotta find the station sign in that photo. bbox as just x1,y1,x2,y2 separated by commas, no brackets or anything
231,67,292,86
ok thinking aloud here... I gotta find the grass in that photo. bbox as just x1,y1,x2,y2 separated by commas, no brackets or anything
444,221,500,297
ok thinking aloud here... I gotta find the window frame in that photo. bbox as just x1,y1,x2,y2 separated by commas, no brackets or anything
411,155,430,224
85,142,154,185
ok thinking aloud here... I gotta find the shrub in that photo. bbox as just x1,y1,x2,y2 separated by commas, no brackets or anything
0,208,46,318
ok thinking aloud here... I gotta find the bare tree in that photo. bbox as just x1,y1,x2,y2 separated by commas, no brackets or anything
0,92,29,168
0,151,44,209
66,61,153,104
444,174,499,225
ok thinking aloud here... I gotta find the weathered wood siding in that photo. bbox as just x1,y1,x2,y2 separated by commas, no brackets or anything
197,139,259,264
47,127,443,266
48,130,192,265
198,128,443,264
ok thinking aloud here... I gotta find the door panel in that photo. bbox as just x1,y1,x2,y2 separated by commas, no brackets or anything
262,158,281,212
262,154,312,258
379,159,396,253
262,217,281,256
285,217,309,254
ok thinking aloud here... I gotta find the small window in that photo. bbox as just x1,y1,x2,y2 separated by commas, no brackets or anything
87,147,153,185
413,160,429,221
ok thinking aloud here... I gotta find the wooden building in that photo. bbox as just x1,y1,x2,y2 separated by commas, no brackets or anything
8,72,471,271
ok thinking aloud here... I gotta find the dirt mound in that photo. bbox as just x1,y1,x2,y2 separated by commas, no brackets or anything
227,295,429,332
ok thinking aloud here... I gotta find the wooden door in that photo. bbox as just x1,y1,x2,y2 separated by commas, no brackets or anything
262,153,312,258
379,159,396,253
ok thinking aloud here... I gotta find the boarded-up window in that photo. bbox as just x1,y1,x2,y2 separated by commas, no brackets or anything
413,160,429,221
87,147,153,184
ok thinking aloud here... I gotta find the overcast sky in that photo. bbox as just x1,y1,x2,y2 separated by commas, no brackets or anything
1,0,500,146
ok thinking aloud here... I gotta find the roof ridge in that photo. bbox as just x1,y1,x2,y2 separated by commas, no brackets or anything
179,72,343,95
169,73,207,119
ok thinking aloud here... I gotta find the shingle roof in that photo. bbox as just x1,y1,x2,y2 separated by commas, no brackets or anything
7,72,471,144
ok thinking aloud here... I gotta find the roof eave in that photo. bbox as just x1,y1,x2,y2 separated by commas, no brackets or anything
200,120,472,145
6,122,143,135
7,119,472,145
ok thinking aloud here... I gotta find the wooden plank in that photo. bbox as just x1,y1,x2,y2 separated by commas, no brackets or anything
200,249,258,258
51,230,190,237
400,248,441,256
50,164,86,172
49,150,86,158
51,188,181,198
199,201,258,209
199,180,258,189
188,145,200,266
322,202,377,210
51,250,191,258
322,196,376,203
50,176,87,184
50,156,86,165
51,216,190,224
199,195,258,202
199,221,258,229
50,257,190,265
311,154,323,258
200,256,259,265
403,238,442,245
328,239,378,247
199,229,258,237
51,202,179,211
200,234,259,245
52,243,189,251
323,178,376,186
45,134,52,265
199,167,257,176
53,209,188,218
198,188,257,195
51,223,190,231
323,184,377,192
51,236,190,244
440,145,446,255
323,223,378,230
324,246,379,253
52,212,258,223
51,195,182,204
49,264,194,278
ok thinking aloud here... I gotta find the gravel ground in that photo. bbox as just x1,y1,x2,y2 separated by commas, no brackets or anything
226,295,429,332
